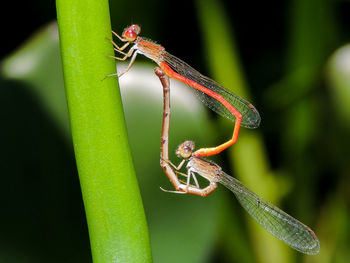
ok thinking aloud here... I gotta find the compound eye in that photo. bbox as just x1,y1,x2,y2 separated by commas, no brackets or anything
184,145,192,154
131,24,141,35
122,24,141,41
176,141,195,159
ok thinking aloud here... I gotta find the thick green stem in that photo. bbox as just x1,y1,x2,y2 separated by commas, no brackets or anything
56,1,152,262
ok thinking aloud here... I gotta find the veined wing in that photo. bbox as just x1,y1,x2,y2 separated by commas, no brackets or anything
219,172,320,254
164,52,260,128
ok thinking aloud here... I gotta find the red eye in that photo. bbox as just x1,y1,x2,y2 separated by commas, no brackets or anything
122,24,141,41
131,24,141,35
124,29,136,39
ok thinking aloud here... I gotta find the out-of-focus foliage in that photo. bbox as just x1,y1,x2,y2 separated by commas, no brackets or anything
1,0,350,262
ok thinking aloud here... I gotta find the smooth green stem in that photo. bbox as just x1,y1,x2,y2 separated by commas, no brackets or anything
56,1,152,262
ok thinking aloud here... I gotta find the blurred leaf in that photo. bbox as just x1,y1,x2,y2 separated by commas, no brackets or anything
327,44,350,127
1,22,69,136
195,0,292,261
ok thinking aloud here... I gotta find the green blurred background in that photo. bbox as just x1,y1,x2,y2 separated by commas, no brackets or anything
1,0,350,262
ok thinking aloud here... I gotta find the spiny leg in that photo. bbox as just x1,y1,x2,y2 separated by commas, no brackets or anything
118,48,138,77
112,30,128,42
159,187,187,194
165,159,186,171
187,170,200,188
107,54,129,61
114,48,128,56
107,44,133,61
110,39,130,52
173,170,200,189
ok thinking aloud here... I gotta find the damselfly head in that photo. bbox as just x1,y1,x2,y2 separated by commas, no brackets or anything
122,24,141,41
176,140,195,159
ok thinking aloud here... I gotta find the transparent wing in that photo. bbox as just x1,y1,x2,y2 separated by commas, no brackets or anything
219,173,320,255
164,52,260,129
